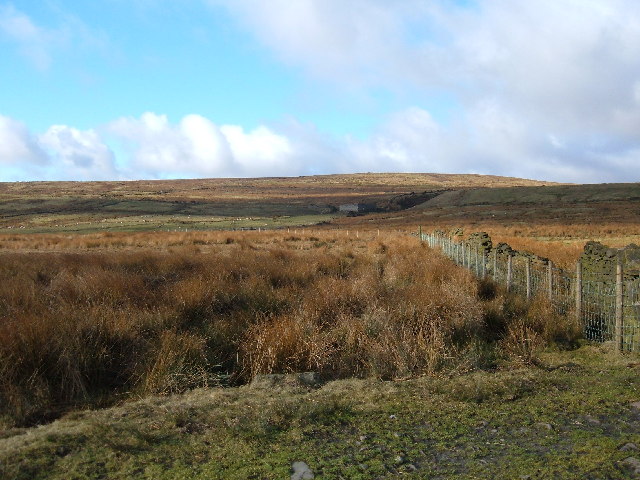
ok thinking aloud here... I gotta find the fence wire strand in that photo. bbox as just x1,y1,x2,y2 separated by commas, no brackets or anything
421,231,639,352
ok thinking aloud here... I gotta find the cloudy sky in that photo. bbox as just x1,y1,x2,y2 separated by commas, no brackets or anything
1,0,639,183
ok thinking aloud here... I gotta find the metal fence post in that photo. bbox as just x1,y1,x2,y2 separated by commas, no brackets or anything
547,260,553,301
616,259,624,352
507,254,513,292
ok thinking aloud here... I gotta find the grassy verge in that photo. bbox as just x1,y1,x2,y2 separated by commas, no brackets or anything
1,344,639,479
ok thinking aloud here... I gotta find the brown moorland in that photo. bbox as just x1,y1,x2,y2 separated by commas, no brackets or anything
334,181,640,267
1,174,639,479
0,230,579,428
0,173,555,234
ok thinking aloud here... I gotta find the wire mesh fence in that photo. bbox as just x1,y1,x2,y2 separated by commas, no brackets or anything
420,230,640,352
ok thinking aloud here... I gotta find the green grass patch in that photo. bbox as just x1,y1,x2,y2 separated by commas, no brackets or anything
2,345,639,479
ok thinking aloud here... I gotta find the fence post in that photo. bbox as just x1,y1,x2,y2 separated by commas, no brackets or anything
493,249,498,281
481,250,486,278
575,261,582,327
526,257,532,300
506,254,513,292
467,244,472,270
547,260,553,301
616,259,624,352
473,246,478,276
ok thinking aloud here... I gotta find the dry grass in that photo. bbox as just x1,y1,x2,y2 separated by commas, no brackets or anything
0,231,578,428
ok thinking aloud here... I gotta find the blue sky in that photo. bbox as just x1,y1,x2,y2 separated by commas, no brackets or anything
1,0,640,182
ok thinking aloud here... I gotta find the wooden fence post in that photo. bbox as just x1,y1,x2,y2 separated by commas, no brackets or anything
493,249,498,282
616,259,624,352
575,261,582,326
526,257,532,300
547,260,553,301
473,246,478,275
481,250,486,278
506,254,513,292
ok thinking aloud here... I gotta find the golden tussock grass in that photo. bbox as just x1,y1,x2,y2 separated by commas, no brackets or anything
0,231,579,427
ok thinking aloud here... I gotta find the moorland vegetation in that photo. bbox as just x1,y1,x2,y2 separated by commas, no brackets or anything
0,231,579,429
2,175,639,478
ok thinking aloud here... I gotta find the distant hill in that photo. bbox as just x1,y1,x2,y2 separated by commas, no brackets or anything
335,182,640,232
0,173,556,233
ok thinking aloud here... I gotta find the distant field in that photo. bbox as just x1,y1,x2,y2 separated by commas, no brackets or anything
0,173,554,233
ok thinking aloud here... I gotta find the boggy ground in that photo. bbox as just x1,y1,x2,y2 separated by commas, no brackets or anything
1,345,639,480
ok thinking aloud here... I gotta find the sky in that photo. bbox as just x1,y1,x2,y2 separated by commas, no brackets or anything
1,0,639,183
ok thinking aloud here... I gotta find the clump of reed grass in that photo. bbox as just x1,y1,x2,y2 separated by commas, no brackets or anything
0,231,581,428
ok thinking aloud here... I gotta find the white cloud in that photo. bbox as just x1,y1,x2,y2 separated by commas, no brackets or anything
0,3,54,69
39,125,118,180
220,124,293,174
0,3,107,70
209,0,407,86
211,0,640,182
110,113,234,178
0,114,47,165
108,112,296,178
1,107,638,183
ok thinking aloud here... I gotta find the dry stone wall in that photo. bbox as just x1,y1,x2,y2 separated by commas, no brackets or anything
422,229,640,352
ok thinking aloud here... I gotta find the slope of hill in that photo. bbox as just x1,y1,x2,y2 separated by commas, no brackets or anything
0,173,555,233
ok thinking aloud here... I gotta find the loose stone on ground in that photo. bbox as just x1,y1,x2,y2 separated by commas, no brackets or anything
291,461,314,480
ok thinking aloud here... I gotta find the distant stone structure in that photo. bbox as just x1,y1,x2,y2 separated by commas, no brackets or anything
338,203,376,214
